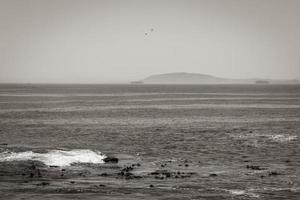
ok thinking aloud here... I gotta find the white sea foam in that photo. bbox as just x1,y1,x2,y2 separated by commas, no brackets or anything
0,149,106,167
227,189,260,198
228,189,246,195
270,134,298,142
228,133,298,143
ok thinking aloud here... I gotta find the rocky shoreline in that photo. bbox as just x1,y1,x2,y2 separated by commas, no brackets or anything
1,152,298,200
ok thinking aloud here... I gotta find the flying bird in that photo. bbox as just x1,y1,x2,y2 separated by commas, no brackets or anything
144,28,154,36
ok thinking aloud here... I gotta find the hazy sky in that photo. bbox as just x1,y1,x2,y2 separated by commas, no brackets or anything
1,0,299,83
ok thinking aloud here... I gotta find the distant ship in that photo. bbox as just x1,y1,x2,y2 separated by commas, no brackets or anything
130,81,144,84
255,80,269,84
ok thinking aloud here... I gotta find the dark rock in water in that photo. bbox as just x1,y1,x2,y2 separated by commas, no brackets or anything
165,172,171,178
155,176,164,179
246,165,266,170
37,169,42,178
122,172,134,179
285,160,291,163
268,171,280,176
70,181,75,184
0,143,8,146
49,165,59,168
209,173,218,177
121,166,133,173
99,173,108,177
149,170,194,179
37,182,50,186
149,184,154,188
61,169,66,171
29,173,34,178
185,164,189,167
103,157,119,163
28,164,36,170
99,184,106,187
118,165,138,179
150,171,160,176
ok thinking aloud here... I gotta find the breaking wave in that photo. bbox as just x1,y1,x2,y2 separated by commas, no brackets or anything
226,189,260,198
227,133,298,143
0,149,106,167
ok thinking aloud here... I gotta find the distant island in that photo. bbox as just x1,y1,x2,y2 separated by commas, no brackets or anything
131,72,299,84
255,80,269,84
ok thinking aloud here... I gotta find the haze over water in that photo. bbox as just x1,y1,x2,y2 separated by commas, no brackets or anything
1,0,300,83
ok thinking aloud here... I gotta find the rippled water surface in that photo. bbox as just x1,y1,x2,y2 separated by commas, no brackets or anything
0,84,299,200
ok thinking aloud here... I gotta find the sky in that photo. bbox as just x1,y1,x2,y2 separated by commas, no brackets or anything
0,0,299,83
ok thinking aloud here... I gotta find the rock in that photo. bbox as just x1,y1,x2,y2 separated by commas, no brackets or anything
209,173,218,177
150,171,159,175
165,172,171,178
149,184,154,188
29,173,34,178
37,182,50,186
118,165,138,179
121,166,133,173
37,169,42,177
103,157,119,163
149,169,195,179
99,173,108,177
268,171,280,176
185,164,189,167
28,164,36,170
246,165,266,170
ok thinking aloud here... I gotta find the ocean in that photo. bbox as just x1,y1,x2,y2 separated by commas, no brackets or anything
0,84,299,200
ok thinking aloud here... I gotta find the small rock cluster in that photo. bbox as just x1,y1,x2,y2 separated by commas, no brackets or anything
149,170,196,179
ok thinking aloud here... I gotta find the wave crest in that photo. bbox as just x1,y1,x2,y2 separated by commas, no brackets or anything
0,149,106,167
